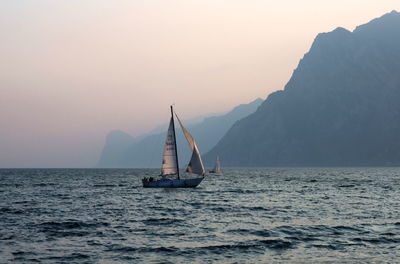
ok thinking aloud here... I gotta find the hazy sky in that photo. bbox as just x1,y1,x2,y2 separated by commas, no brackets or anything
1,0,399,167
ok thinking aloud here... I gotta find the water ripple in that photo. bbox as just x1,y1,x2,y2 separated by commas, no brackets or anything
0,168,400,263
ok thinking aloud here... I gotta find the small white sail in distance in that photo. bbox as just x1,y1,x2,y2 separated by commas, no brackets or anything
175,113,205,176
213,156,221,174
160,117,178,176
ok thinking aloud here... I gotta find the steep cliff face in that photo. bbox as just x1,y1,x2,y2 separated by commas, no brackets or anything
96,98,262,168
205,11,400,166
96,130,137,168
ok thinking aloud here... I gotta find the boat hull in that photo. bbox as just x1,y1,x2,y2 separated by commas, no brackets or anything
142,177,204,188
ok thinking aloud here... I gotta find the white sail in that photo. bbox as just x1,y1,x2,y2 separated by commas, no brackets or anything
175,114,205,176
186,143,205,175
213,156,221,174
161,117,178,175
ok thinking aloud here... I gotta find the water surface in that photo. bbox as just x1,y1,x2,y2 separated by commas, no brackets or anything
1,168,399,263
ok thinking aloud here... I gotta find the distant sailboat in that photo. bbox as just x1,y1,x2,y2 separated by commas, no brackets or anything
209,156,222,174
142,106,205,188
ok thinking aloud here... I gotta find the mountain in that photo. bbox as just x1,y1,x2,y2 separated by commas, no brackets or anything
144,111,221,136
96,130,137,168
204,11,400,167
96,98,263,168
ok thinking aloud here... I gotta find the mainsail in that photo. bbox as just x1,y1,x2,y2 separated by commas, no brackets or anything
175,114,205,176
160,117,179,176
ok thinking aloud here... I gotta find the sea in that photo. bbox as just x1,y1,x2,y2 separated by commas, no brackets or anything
0,168,399,263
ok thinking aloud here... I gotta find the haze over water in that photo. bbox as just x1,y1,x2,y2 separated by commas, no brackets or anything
1,168,399,263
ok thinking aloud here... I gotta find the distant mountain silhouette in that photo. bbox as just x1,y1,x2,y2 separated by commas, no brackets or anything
96,130,137,168
96,98,263,168
205,11,400,166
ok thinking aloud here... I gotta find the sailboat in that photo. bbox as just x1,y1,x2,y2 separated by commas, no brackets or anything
142,106,206,188
209,156,222,174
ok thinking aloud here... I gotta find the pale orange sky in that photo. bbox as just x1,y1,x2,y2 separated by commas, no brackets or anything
1,1,399,167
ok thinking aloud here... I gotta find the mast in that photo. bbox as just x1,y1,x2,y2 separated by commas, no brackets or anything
170,105,180,179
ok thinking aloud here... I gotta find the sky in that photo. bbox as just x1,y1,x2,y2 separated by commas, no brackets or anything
1,0,399,168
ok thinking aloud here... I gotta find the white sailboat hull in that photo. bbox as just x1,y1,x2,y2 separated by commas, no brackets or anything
142,177,204,188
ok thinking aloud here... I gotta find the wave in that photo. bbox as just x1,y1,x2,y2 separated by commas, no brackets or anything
142,218,184,226
352,237,400,244
336,184,356,188
36,220,109,239
0,234,15,240
0,207,24,214
310,243,340,250
32,183,57,187
93,184,117,187
226,228,277,238
0,183,23,187
38,220,109,230
40,253,91,261
107,239,294,255
244,205,270,211
107,245,179,253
